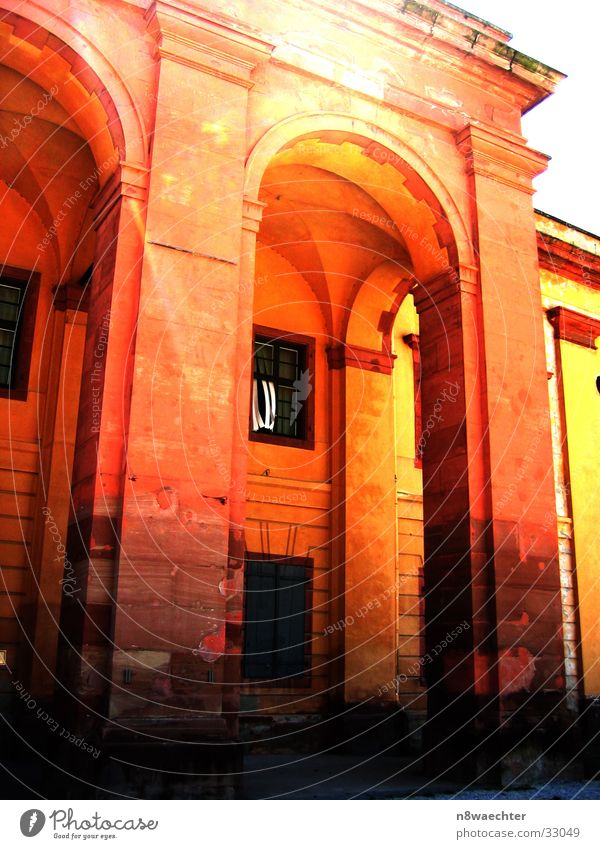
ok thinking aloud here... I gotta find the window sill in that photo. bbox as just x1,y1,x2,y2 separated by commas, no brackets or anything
249,431,315,451
0,387,29,402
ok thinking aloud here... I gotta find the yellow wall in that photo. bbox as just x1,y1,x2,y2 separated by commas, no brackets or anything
539,214,600,697
559,341,600,695
392,296,426,730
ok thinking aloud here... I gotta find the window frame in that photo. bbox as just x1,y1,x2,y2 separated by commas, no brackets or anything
242,552,313,687
0,266,41,401
249,325,315,450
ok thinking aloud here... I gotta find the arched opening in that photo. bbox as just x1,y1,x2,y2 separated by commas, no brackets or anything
240,127,481,752
0,10,128,704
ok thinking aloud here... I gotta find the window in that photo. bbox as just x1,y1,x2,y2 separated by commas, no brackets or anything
250,326,315,448
243,558,310,681
0,281,24,387
0,268,40,399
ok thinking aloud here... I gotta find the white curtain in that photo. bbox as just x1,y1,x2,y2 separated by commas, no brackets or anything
252,379,276,431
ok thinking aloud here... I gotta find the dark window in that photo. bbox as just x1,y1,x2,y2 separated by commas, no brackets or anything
252,335,306,437
250,327,315,448
0,267,39,399
243,559,309,681
0,280,26,388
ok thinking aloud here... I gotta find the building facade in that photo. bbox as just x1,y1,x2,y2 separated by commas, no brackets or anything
0,0,598,793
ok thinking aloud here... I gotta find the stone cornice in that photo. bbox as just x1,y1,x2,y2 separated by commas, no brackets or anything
456,124,549,193
537,232,600,291
142,0,563,117
547,306,600,350
145,0,273,86
400,0,564,111
269,0,563,114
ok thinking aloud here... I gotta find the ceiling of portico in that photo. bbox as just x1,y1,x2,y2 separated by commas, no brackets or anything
0,64,100,280
257,136,452,340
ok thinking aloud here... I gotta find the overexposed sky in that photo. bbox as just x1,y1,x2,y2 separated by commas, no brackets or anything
455,0,599,235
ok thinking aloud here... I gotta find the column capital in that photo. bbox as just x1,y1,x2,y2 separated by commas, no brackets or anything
456,123,549,195
91,161,148,228
413,265,478,314
52,282,90,313
326,342,396,374
145,0,273,87
242,196,268,233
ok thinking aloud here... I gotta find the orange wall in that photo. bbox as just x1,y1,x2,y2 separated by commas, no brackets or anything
243,245,333,713
0,190,64,694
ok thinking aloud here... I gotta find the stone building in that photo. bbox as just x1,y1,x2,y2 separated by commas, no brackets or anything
0,0,598,794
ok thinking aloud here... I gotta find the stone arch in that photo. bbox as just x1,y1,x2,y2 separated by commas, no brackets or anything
244,111,474,275
344,260,412,352
0,5,147,170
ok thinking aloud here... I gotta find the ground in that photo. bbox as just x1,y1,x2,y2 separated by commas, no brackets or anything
241,754,600,800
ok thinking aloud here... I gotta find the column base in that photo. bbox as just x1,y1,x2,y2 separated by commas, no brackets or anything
424,703,584,788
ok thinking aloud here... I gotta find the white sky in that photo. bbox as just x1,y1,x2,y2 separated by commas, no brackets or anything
454,0,599,235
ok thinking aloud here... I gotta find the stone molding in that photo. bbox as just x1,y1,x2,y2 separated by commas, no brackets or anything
547,306,600,349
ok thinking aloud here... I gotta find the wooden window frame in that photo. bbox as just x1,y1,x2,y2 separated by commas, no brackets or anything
249,324,315,450
242,552,314,688
0,266,41,402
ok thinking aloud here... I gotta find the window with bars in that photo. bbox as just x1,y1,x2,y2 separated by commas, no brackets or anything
250,328,314,447
243,558,310,681
0,280,26,388
0,268,40,400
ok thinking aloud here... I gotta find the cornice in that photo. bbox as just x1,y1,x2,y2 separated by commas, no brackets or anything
142,0,563,116
270,0,563,114
547,306,600,350
537,232,600,291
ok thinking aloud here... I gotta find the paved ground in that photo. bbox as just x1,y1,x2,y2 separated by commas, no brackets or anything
3,727,599,799
241,754,600,800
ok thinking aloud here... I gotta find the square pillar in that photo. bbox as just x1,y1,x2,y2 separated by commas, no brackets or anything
328,343,399,703
103,4,271,738
59,165,148,726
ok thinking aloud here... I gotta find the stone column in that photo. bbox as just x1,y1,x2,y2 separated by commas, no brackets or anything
327,343,398,703
220,197,267,728
103,3,271,738
27,285,88,700
414,266,497,777
419,124,571,785
59,165,148,727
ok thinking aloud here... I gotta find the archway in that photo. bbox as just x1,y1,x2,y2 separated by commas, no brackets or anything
239,118,487,754
0,10,146,721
